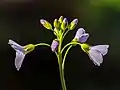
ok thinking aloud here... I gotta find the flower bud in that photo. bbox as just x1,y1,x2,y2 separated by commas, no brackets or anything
61,18,68,30
51,40,59,52
54,28,59,36
69,19,78,30
40,19,52,30
58,16,63,23
53,19,60,28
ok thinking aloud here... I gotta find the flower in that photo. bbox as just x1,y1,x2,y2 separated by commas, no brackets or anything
74,28,89,43
8,39,35,71
40,19,52,30
51,40,59,52
80,44,109,66
69,19,78,30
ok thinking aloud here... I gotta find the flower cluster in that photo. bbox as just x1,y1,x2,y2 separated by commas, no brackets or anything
8,16,109,70
8,16,109,90
40,16,109,66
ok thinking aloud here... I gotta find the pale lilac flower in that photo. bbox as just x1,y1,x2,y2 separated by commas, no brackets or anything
74,28,89,43
88,45,109,66
8,39,26,71
51,40,59,52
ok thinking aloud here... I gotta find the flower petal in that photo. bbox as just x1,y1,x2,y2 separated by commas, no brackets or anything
91,45,109,56
51,40,59,52
74,28,85,39
89,49,103,66
8,39,24,52
15,50,25,71
79,33,89,43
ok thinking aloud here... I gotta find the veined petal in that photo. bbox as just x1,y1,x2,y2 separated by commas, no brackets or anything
8,39,24,52
89,49,103,66
91,45,109,56
79,33,89,43
15,50,25,71
74,28,85,39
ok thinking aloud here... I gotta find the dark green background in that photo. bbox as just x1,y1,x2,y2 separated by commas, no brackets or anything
1,0,120,90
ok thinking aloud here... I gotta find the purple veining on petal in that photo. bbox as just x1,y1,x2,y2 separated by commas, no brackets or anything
51,40,59,52
74,28,86,40
79,33,89,43
91,45,109,56
8,39,26,71
89,49,103,66
15,50,25,71
8,39,25,53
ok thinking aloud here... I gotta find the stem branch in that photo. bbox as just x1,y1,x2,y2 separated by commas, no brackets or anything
62,45,72,70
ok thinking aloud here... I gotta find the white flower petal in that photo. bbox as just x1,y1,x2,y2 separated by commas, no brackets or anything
74,28,85,39
91,45,109,56
8,39,24,52
15,50,25,71
79,33,89,43
89,49,103,66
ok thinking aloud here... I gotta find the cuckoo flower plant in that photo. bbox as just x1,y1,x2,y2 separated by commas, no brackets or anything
9,16,109,90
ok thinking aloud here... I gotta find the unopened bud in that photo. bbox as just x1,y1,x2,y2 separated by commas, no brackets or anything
53,19,60,28
40,19,52,30
61,18,68,30
58,16,63,23
69,19,78,30
51,40,59,52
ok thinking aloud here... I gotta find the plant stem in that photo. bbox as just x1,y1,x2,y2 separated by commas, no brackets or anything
34,43,50,47
58,38,67,90
61,43,72,54
62,45,72,70
58,53,67,90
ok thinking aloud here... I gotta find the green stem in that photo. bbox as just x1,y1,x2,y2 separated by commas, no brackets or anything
58,38,67,90
61,43,72,54
34,43,50,47
62,45,72,70
63,30,69,39
58,53,67,90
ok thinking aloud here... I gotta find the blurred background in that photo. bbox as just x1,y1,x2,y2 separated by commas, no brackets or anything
1,0,120,89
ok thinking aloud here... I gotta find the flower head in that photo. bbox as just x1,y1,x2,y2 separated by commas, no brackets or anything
8,39,35,71
80,44,109,66
51,39,59,52
74,28,89,43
